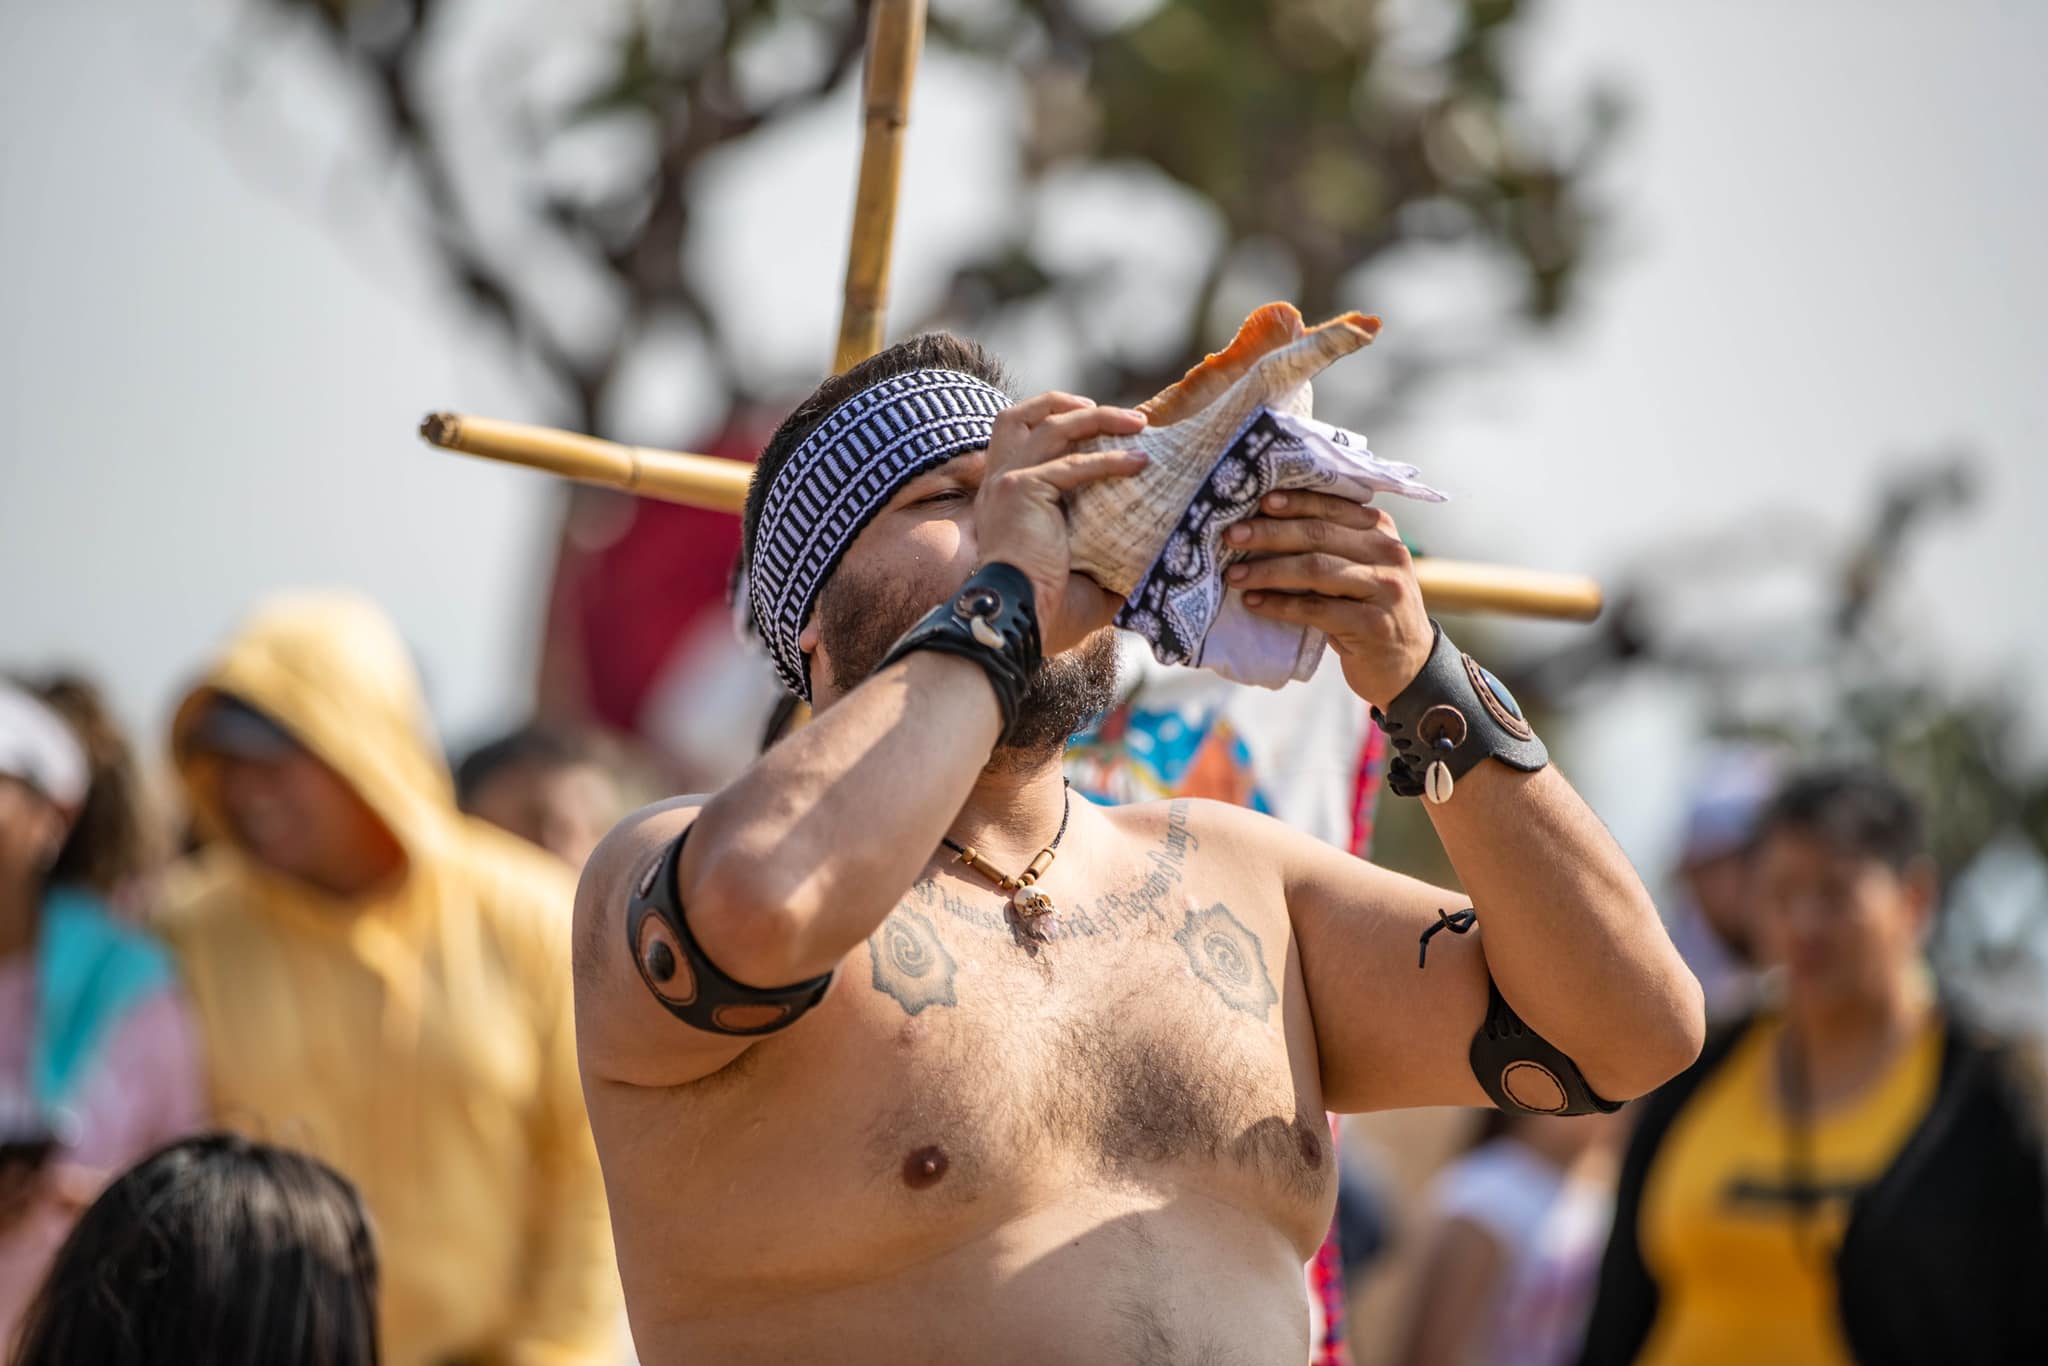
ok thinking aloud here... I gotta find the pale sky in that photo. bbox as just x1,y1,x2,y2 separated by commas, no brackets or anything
4,0,2045,866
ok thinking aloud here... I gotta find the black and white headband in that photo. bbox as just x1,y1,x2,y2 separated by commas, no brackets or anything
748,367,1011,699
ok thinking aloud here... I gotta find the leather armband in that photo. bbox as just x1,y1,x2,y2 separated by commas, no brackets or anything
1471,980,1622,1117
1372,622,1548,804
625,827,833,1037
877,562,1042,742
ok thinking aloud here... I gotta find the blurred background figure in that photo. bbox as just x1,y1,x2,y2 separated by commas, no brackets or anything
456,724,626,870
1663,747,1779,1020
1390,1112,1620,1366
1579,766,2048,1366
157,592,620,1366
9,1133,379,1366
0,677,203,1347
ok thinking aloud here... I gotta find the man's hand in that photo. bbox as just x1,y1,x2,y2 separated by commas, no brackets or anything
1226,489,1434,705
974,392,1149,656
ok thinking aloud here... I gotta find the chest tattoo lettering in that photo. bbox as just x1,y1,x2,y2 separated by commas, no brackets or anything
867,802,1253,1019
1175,903,1278,1020
921,800,1201,943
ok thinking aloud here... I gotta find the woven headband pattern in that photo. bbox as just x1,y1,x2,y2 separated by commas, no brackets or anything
750,368,1011,699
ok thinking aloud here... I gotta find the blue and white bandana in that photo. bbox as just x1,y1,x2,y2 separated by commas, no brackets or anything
748,368,1011,699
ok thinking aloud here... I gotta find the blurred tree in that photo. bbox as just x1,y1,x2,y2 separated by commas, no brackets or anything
229,0,1617,437
222,0,1617,747
1518,451,2048,913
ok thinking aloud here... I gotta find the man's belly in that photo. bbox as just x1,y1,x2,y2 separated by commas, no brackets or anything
623,1190,1311,1366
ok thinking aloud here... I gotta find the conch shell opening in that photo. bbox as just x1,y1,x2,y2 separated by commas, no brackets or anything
1069,302,1382,597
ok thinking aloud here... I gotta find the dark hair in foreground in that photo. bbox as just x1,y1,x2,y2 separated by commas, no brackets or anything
10,1134,380,1366
1757,763,1926,873
736,332,1012,623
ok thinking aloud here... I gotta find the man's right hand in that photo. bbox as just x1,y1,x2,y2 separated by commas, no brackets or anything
973,393,1150,657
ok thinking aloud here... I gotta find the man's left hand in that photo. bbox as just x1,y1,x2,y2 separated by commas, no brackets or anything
1225,489,1434,705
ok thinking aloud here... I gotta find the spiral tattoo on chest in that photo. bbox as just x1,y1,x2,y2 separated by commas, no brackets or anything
1176,902,1278,1020
869,907,958,1017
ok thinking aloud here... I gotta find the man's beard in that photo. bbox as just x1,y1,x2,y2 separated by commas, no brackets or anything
814,569,1122,767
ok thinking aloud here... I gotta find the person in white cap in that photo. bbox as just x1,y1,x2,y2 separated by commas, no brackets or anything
0,677,205,1344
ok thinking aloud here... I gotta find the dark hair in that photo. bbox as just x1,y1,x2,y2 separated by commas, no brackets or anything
1757,764,1927,874
737,332,1012,616
454,723,607,809
9,1134,380,1366
28,674,156,897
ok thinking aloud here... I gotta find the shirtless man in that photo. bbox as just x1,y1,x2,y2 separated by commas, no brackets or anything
573,334,1705,1365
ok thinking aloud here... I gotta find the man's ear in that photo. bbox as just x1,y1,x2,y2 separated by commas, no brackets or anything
798,620,831,701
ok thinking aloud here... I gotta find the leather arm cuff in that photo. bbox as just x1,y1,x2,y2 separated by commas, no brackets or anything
1471,980,1624,1117
877,562,1042,743
625,827,834,1037
1372,622,1548,803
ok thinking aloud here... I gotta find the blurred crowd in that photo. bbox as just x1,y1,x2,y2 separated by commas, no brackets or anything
3,588,2044,1365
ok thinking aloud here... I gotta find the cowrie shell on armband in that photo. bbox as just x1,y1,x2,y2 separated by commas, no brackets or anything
1426,760,1455,805
970,617,1004,649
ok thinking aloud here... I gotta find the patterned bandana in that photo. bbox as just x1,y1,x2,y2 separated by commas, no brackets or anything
749,368,1012,699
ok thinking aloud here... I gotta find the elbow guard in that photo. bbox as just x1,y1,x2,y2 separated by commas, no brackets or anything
1471,981,1623,1117
625,827,834,1037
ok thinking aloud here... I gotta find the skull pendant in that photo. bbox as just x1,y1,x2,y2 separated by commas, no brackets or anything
1011,883,1058,940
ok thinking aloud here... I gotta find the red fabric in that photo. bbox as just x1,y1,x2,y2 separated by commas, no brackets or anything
1309,722,1390,1366
538,424,765,734
1347,725,1390,859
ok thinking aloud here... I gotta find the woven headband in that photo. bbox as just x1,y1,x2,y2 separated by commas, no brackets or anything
749,367,1011,699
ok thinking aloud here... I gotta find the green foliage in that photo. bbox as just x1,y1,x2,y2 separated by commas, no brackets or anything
237,0,1616,432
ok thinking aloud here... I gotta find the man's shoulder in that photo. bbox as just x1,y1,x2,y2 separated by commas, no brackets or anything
576,796,708,899
1094,792,1275,839
1098,793,1318,870
569,796,710,969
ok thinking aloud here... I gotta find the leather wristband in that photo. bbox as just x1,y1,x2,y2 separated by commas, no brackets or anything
877,562,1042,742
1372,621,1548,804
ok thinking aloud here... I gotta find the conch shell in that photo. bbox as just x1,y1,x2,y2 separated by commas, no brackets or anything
1069,302,1381,597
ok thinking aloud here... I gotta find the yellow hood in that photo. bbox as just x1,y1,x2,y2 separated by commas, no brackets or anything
159,591,620,1364
172,590,456,877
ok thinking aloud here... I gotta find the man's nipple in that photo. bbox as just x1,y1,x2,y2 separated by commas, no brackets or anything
901,1145,950,1190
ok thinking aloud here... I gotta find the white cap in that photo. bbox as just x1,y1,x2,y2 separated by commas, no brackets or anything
0,681,89,810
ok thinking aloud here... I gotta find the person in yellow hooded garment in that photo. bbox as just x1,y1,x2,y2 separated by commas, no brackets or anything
158,591,622,1366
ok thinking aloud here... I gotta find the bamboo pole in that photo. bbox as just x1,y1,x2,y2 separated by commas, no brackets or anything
834,0,927,373
420,413,749,512
420,412,1603,621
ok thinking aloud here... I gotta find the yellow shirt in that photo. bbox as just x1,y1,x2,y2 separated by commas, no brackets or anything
1637,1015,1942,1366
160,593,620,1366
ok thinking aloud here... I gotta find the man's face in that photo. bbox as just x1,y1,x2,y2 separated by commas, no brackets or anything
1677,846,1760,964
1753,829,1931,1013
805,450,1121,761
215,747,403,897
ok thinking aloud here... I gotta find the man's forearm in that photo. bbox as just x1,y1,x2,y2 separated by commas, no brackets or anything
1426,764,1704,1099
678,651,1002,984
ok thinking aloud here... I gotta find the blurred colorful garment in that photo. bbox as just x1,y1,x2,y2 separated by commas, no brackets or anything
1581,1009,2048,1366
539,421,783,788
0,889,205,1342
1426,1136,1614,1366
159,592,620,1366
1068,642,1386,855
